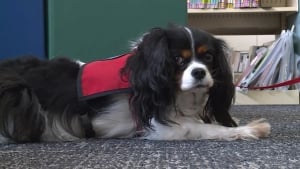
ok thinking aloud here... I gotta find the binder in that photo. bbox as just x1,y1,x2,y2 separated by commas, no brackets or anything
237,28,295,90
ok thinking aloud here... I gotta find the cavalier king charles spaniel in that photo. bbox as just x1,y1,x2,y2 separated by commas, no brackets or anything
0,26,270,143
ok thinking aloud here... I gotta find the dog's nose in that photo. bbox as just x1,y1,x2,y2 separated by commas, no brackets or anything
191,68,206,80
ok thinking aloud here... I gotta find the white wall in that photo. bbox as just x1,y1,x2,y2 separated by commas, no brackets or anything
216,35,276,51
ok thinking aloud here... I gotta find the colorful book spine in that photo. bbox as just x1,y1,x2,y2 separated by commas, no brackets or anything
187,0,260,9
234,0,241,8
218,0,226,9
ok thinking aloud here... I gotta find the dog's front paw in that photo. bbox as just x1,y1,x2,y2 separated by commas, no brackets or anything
228,119,271,140
245,118,271,139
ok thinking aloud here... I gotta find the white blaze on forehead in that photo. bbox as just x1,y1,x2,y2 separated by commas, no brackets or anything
183,27,195,58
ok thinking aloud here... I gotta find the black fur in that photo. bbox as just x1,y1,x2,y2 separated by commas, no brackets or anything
0,67,45,142
204,38,237,127
0,57,92,142
121,28,179,127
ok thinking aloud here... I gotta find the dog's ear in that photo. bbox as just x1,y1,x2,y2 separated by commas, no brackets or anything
122,28,177,128
204,39,237,127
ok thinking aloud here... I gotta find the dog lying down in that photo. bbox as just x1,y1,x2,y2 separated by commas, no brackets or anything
0,26,271,143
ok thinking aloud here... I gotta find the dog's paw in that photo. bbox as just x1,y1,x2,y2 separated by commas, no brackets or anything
245,118,271,139
232,118,271,140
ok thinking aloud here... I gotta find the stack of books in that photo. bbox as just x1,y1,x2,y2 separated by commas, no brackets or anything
187,0,260,9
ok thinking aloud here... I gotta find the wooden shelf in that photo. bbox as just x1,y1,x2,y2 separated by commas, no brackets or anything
188,7,298,14
187,0,298,35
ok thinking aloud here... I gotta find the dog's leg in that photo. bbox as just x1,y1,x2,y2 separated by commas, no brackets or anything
145,118,271,140
187,119,270,140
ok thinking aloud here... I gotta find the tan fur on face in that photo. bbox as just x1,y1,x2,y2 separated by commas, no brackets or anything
181,50,192,59
197,45,208,54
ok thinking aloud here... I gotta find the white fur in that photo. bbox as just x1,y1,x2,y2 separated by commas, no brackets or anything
91,94,136,138
0,134,9,143
88,90,271,141
146,117,270,140
76,60,85,66
41,114,84,142
184,27,196,57
144,89,271,140
180,61,214,91
0,112,18,143
130,32,148,51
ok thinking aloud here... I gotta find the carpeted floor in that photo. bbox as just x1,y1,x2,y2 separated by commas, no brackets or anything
1,105,300,169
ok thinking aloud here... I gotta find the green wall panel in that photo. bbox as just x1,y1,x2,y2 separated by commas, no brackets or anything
48,0,187,61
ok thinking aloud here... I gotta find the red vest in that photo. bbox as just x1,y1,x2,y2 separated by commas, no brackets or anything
78,53,132,100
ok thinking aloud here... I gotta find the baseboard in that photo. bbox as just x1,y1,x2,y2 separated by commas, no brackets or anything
235,90,299,105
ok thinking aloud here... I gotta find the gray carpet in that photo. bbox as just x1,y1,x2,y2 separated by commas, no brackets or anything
1,105,300,169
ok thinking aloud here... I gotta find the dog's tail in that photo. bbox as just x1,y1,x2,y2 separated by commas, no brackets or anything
0,70,45,143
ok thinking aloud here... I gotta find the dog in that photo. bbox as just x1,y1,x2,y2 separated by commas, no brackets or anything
0,26,270,143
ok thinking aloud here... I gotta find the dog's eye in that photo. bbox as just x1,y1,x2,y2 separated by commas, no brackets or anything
203,54,213,63
176,56,189,70
176,56,185,66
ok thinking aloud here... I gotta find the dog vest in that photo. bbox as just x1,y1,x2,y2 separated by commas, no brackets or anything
78,53,132,100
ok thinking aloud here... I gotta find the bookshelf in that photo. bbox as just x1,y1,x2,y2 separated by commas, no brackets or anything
188,6,297,14
188,0,298,35
187,0,300,105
